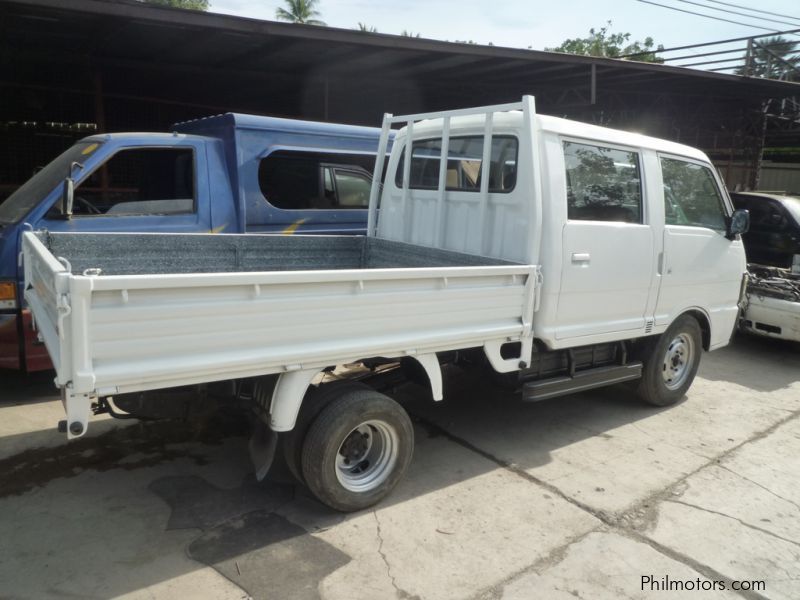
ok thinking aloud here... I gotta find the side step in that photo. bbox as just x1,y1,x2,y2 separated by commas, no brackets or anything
522,362,643,402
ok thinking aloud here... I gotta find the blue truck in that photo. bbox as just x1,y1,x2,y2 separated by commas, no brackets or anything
0,114,388,372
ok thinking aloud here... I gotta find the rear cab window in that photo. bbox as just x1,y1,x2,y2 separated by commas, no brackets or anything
394,135,518,193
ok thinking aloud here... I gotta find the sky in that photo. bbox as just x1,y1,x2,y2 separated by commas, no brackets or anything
208,0,800,53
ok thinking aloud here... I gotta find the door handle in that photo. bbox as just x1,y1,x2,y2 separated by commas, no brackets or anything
571,252,591,263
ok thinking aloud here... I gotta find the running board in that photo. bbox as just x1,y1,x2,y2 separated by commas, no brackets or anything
522,362,643,402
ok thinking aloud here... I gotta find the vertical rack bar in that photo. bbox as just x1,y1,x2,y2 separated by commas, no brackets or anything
367,113,393,238
434,116,451,246
401,120,414,241
522,95,542,266
477,112,494,255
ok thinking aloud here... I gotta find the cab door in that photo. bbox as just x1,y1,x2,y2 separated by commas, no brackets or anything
654,155,746,348
555,140,656,340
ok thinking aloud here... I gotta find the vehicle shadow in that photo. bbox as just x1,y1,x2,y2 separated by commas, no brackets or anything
698,332,800,393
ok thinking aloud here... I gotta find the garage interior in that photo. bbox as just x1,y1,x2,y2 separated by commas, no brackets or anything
1,0,799,201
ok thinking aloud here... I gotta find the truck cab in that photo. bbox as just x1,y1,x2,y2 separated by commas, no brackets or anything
0,114,386,371
378,105,749,356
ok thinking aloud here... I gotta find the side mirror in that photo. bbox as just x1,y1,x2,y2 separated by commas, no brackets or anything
61,161,84,219
727,208,749,239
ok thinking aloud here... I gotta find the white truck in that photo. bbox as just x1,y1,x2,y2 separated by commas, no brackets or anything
22,97,750,511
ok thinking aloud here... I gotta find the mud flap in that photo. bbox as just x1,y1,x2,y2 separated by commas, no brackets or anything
248,420,278,482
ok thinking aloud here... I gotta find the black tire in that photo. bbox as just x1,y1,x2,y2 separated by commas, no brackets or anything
301,388,414,512
282,380,368,484
637,314,703,406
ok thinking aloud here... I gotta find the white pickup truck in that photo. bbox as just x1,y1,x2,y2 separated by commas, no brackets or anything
23,97,750,511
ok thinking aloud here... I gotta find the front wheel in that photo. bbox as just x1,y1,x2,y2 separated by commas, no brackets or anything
301,388,414,512
637,314,703,407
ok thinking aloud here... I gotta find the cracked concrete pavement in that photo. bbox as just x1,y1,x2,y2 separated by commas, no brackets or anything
0,333,798,599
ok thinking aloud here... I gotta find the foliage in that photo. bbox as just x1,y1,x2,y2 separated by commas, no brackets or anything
357,22,378,32
737,36,799,81
275,0,326,25
545,21,664,63
401,30,421,38
140,0,209,9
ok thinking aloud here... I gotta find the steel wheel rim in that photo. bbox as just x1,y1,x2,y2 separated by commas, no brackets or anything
335,420,399,493
661,333,694,390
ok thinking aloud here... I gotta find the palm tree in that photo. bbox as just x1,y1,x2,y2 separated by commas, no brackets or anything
739,36,799,81
275,0,326,25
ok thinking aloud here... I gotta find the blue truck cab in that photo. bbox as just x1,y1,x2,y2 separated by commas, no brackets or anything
0,114,388,371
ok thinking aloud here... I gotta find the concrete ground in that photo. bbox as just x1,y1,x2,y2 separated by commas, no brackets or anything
0,333,798,600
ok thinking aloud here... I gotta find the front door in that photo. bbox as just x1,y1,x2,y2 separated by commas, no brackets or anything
655,155,745,347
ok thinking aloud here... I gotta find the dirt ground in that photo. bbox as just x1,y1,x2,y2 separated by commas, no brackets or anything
0,332,798,600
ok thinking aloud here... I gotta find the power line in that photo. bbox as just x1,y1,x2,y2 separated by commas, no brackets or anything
635,0,779,32
618,27,800,57
672,0,800,29
703,0,800,24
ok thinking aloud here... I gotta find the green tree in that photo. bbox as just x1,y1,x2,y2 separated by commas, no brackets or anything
401,30,420,38
275,0,326,25
546,21,664,63
357,22,378,32
738,36,798,81
140,0,209,9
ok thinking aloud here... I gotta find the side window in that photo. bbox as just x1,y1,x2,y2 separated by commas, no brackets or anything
563,141,642,223
72,148,195,217
395,135,518,193
259,151,375,210
660,158,727,230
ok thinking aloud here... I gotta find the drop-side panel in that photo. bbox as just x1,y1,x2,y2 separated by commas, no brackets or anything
82,265,534,395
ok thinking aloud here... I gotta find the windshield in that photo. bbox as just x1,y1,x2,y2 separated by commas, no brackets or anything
0,141,103,225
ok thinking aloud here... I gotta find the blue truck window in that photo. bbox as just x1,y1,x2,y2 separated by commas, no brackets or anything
259,150,374,210
56,147,195,217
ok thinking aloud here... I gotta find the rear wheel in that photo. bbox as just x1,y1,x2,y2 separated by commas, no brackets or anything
301,388,413,512
282,380,367,484
637,314,702,406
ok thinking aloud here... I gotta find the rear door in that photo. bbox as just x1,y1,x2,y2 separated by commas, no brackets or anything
555,139,656,339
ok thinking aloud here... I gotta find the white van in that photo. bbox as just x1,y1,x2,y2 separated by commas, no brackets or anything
23,97,750,511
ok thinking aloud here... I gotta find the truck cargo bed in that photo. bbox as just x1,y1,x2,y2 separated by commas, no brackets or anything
40,232,512,276
24,231,536,416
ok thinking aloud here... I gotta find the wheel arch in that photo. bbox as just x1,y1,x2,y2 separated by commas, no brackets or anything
677,308,711,350
269,353,443,432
